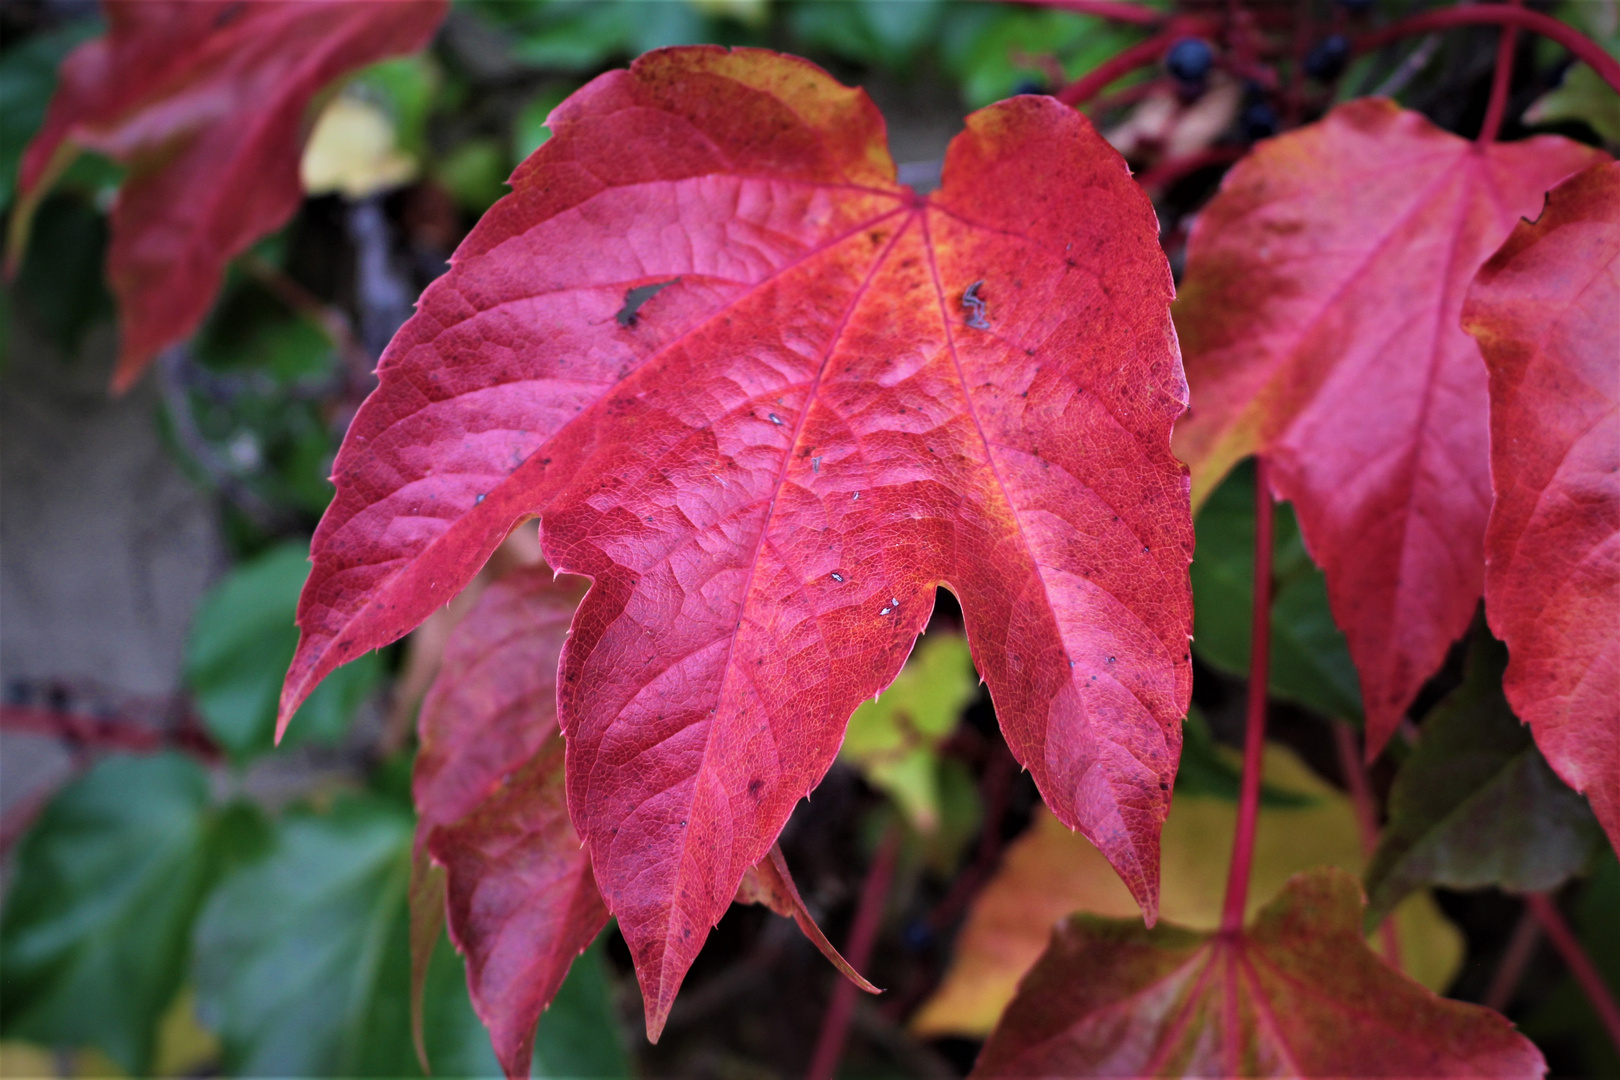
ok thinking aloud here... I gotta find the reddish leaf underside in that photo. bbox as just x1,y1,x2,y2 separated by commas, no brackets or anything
429,736,609,1080
1172,98,1607,755
413,565,587,842
972,868,1543,1078
1464,161,1620,852
9,0,446,391
411,561,874,1074
410,566,598,1078
284,46,1194,1037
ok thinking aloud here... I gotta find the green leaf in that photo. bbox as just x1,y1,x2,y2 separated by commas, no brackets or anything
1363,633,1603,925
185,541,380,760
1191,460,1363,722
791,0,943,70
1525,63,1620,144
0,754,216,1074
939,5,1142,109
191,795,492,1076
532,937,632,1079
840,634,977,832
12,192,112,354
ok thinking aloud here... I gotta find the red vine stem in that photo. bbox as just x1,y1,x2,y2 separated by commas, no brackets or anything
1221,459,1274,936
1057,21,1217,107
1524,892,1620,1053
1005,0,1167,27
1355,6,1620,96
1332,721,1401,968
806,823,903,1080
1484,906,1541,1013
1477,0,1523,143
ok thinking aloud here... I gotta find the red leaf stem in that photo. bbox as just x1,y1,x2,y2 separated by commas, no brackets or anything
0,703,220,762
1332,720,1401,968
1058,23,1216,106
1220,458,1273,937
1476,0,1523,144
1006,0,1168,27
1524,892,1620,1055
807,824,904,1080
1355,5,1620,96
1484,906,1540,1014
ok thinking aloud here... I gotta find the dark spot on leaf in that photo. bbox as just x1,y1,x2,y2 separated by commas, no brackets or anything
616,278,680,327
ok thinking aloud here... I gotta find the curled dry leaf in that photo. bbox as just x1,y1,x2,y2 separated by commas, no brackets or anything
733,845,880,995
1173,98,1607,755
282,46,1194,1036
1463,161,1620,853
8,0,447,391
972,868,1542,1079
914,741,1462,1038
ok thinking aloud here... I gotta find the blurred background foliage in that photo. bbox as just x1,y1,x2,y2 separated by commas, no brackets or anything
0,0,1615,1077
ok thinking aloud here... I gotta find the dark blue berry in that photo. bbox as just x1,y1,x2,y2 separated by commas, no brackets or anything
1012,77,1047,96
1241,101,1279,139
1165,38,1214,85
1337,0,1374,12
901,920,936,951
1304,34,1351,81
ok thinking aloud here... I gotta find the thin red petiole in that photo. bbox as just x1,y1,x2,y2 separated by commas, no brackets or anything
1221,459,1274,937
1484,906,1541,1013
1524,892,1620,1054
806,823,903,1080
1332,721,1401,968
1355,6,1620,95
1477,0,1524,144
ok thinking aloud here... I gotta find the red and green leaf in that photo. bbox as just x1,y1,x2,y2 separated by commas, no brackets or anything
283,46,1194,1037
973,868,1542,1078
8,0,446,390
1464,161,1620,851
1173,98,1606,754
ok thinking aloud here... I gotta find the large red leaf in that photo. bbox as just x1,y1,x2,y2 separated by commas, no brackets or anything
1172,99,1606,754
283,47,1193,1036
972,868,1542,1078
9,0,446,391
1464,162,1620,851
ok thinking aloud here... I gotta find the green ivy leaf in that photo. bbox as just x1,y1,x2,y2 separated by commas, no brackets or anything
192,794,629,1077
0,754,218,1074
1363,633,1603,925
184,541,380,761
1191,461,1363,723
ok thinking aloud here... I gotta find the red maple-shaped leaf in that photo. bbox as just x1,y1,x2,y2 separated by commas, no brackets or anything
8,0,446,391
973,868,1543,1078
1464,162,1620,852
1173,99,1606,754
284,46,1193,1036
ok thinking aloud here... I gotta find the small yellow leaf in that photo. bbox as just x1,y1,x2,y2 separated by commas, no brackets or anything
301,96,418,199
911,741,1464,1037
